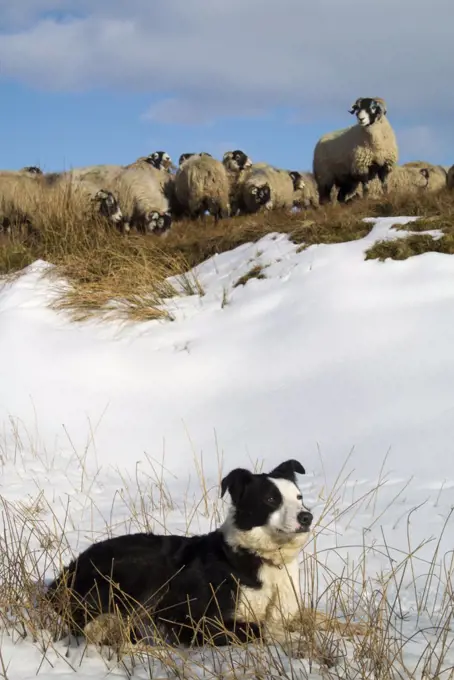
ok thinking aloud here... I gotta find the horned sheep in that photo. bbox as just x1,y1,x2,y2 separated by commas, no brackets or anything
64,155,174,234
174,151,252,221
290,171,319,209
113,166,172,234
0,172,124,234
363,165,430,199
174,154,231,221
313,97,398,203
237,164,306,214
403,161,447,192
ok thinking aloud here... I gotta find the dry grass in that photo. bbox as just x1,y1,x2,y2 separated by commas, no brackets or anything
0,421,453,679
233,264,267,288
1,187,454,319
364,189,454,261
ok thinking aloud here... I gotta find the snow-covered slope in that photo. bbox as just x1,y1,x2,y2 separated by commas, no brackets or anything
1,217,453,679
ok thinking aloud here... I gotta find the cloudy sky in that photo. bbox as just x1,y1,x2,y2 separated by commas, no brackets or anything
1,0,453,172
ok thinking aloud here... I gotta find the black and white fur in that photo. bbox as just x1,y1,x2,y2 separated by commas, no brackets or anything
46,459,313,649
146,210,172,235
249,183,272,211
145,151,174,172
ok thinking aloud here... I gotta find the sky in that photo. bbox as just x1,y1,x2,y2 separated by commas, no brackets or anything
1,0,453,173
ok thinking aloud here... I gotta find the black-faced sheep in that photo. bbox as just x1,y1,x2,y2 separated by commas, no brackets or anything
313,97,398,204
114,167,172,234
174,154,231,221
290,172,320,209
0,172,124,234
403,161,447,192
237,165,305,214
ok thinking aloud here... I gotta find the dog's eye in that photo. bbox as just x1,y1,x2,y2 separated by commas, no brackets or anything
267,496,276,504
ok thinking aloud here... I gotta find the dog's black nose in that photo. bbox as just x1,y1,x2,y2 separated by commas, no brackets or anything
297,511,313,528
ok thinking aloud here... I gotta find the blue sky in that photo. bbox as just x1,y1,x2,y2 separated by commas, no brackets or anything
1,0,453,173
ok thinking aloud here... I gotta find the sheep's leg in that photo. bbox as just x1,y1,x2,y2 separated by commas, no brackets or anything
376,164,392,193
337,178,360,203
318,184,333,205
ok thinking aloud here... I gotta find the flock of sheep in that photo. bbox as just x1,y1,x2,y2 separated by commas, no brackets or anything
1,96,453,238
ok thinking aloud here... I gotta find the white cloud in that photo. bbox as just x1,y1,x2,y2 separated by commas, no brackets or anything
0,0,453,126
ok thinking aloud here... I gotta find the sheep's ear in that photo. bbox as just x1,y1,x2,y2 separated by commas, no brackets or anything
221,468,254,503
269,460,305,483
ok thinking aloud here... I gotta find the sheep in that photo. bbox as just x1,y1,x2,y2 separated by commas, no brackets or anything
290,171,320,209
112,167,172,234
0,172,124,235
174,154,231,221
313,97,398,204
238,164,304,214
0,166,43,177
62,161,172,234
353,165,430,199
64,151,175,186
126,151,175,173
221,150,253,216
448,165,454,189
222,150,252,174
403,161,447,192
61,178,124,227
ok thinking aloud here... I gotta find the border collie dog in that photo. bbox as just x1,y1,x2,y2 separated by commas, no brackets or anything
47,460,316,649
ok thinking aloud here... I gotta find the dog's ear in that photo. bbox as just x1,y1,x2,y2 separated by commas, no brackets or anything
220,468,254,504
269,459,305,482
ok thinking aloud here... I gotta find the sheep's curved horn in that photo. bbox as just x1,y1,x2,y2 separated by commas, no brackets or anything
348,97,362,114
372,97,387,114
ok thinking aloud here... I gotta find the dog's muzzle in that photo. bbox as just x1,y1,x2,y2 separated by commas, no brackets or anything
296,511,313,532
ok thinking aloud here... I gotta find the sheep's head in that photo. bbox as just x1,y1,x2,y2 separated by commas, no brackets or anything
288,171,305,192
223,150,252,172
419,169,430,186
250,183,271,208
349,98,387,126
146,151,175,172
179,153,195,166
146,211,172,235
22,166,42,175
92,189,124,225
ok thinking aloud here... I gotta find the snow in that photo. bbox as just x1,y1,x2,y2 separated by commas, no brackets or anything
0,216,453,678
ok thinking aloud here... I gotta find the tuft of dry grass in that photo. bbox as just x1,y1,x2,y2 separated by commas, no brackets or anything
233,264,267,288
2,186,454,319
365,233,454,261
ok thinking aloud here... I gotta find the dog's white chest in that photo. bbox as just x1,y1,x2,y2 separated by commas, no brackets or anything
236,560,301,624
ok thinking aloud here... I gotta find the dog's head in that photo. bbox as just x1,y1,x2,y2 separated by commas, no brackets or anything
221,459,313,555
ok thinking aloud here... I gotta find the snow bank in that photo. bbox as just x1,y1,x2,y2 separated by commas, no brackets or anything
0,216,453,678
